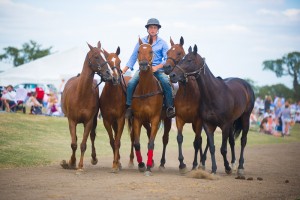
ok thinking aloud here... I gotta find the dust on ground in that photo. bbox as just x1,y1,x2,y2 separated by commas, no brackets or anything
0,143,300,200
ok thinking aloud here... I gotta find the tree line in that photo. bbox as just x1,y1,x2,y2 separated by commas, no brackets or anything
0,40,299,101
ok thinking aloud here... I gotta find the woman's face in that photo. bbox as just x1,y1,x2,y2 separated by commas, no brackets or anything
147,25,159,37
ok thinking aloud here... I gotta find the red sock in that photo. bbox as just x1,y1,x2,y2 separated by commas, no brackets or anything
147,149,154,167
135,150,143,163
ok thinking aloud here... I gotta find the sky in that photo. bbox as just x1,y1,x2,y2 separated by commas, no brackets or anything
0,0,299,88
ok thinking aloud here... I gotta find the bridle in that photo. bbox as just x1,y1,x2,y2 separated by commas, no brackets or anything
138,43,153,69
174,57,206,83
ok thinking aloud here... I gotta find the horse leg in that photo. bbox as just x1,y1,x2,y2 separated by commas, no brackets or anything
133,119,145,172
112,118,125,172
78,120,93,170
176,117,187,173
143,123,154,167
220,127,231,174
128,128,135,168
238,116,250,175
90,113,98,165
228,130,236,170
145,118,160,176
204,125,217,174
160,117,171,170
192,120,203,170
201,137,209,169
103,119,116,171
61,120,77,169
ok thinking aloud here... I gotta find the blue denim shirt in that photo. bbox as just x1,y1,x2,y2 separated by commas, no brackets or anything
126,35,169,72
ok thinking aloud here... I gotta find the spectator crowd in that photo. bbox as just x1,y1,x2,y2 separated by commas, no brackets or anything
251,95,300,137
0,84,63,117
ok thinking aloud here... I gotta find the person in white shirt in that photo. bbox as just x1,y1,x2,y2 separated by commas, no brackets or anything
1,85,16,112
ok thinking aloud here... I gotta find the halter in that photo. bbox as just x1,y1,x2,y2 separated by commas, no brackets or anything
174,57,206,82
166,57,177,66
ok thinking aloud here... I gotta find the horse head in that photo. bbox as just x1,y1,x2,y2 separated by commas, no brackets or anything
163,36,185,75
87,41,113,82
138,37,153,71
102,46,121,85
169,44,204,83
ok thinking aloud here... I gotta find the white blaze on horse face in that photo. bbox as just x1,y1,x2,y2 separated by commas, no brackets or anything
111,56,117,74
172,47,175,51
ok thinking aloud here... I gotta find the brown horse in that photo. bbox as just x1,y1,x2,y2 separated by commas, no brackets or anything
129,37,171,176
163,36,204,173
99,46,130,172
60,41,112,171
169,45,255,175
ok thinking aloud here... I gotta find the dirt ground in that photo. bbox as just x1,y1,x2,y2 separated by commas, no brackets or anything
0,142,300,200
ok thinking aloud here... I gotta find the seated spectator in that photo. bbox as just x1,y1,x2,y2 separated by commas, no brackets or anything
46,92,63,116
1,85,16,112
26,92,43,114
260,116,272,135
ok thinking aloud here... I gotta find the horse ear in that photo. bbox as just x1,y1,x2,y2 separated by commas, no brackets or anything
170,37,174,46
87,42,93,50
116,46,120,56
138,37,143,45
193,45,198,55
102,48,109,59
180,36,184,46
97,41,102,49
188,46,192,53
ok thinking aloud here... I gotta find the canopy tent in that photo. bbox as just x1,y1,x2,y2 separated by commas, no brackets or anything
0,46,91,89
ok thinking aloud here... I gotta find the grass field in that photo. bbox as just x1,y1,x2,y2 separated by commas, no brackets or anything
0,112,299,169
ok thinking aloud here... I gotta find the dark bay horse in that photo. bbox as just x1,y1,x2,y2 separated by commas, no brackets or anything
169,45,255,175
99,46,130,172
61,41,112,171
129,37,171,176
163,36,204,173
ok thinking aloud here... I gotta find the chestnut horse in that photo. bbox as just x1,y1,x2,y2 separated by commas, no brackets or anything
169,45,255,175
99,46,130,172
128,37,171,176
163,36,204,173
61,41,112,171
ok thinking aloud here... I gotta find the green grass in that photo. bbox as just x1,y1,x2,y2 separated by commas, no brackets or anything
0,112,299,169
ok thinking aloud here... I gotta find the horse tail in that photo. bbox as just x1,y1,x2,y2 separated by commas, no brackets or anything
126,116,133,135
233,117,243,140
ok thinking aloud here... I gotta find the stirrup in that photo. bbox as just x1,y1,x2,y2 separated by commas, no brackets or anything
125,107,133,118
166,107,175,118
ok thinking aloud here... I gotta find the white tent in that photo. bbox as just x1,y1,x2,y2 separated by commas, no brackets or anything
0,46,90,89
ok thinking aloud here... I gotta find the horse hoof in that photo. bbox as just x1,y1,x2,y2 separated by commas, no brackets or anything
225,169,232,175
144,171,152,176
138,162,146,172
237,169,244,176
118,163,122,171
198,165,205,170
60,160,76,170
159,165,165,171
110,168,119,173
75,168,84,175
231,163,236,171
128,162,134,169
91,158,98,165
179,167,189,175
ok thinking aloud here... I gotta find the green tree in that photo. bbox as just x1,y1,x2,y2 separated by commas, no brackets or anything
0,40,52,67
257,84,294,102
262,52,300,101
